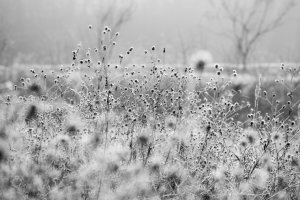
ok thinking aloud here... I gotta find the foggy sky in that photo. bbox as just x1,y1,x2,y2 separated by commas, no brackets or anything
0,0,299,65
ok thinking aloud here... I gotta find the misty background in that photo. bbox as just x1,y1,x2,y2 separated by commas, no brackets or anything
0,0,299,66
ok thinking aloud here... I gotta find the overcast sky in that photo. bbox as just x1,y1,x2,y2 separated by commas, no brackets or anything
0,0,299,65
119,0,300,63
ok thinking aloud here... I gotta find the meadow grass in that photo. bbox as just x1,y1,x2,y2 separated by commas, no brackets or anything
0,27,300,200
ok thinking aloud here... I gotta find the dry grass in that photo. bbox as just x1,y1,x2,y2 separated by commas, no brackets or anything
0,27,300,200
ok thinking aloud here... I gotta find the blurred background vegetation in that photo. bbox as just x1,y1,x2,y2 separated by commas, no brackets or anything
0,0,299,67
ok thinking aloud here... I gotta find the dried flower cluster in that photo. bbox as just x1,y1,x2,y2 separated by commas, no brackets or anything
0,27,300,200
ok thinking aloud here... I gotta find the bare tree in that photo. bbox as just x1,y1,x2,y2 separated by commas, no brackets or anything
177,32,192,66
0,29,13,79
0,36,9,63
214,0,295,71
0,8,10,66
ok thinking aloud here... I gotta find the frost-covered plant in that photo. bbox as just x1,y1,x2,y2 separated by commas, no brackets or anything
0,27,299,200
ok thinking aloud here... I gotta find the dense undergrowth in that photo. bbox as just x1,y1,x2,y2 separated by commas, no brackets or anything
0,27,300,200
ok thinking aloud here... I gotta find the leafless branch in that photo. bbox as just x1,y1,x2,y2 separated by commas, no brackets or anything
218,0,295,70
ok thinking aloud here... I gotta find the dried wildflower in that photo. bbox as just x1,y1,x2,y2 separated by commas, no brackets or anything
250,121,254,127
28,83,42,94
201,193,211,200
290,121,295,126
0,142,8,163
66,125,78,136
205,124,211,133
137,134,149,146
190,50,213,73
291,158,299,167
106,161,119,174
54,135,71,150
240,141,247,147
247,135,254,144
277,176,288,190
0,127,7,139
25,105,38,124
165,171,181,191
273,133,280,141
149,162,160,174
167,121,175,129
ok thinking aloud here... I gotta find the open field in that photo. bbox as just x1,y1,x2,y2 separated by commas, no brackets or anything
1,0,300,198
1,53,300,199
